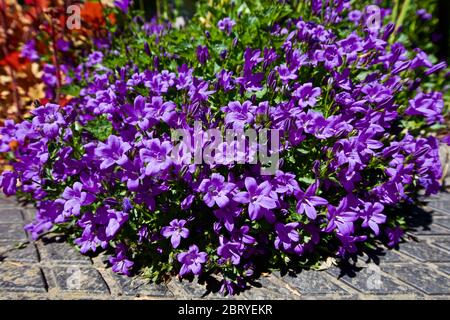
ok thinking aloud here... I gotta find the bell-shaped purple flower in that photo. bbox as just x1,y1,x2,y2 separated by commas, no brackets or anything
233,177,278,221
31,104,65,139
196,45,210,64
359,201,386,235
198,173,236,208
274,222,300,253
293,83,321,108
58,182,95,220
122,95,153,130
0,171,18,196
217,236,243,265
405,92,444,124
114,0,131,14
105,209,128,237
109,244,134,276
221,101,255,129
177,245,208,276
139,138,173,176
273,170,300,195
295,181,328,220
325,197,358,235
95,135,131,170
161,219,189,248
217,17,236,35
276,64,297,83
385,226,404,247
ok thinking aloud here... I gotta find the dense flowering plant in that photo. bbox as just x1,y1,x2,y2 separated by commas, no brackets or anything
0,0,449,295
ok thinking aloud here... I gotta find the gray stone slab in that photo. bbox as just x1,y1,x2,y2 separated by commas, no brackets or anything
0,292,50,300
40,266,57,290
434,218,450,230
432,239,450,252
398,241,450,262
250,274,298,297
378,250,410,263
0,196,19,207
426,200,450,214
403,206,450,235
360,249,410,264
22,208,37,223
437,265,450,276
38,240,91,265
240,287,290,300
0,208,23,223
327,265,413,295
52,267,109,293
168,277,237,299
412,223,450,236
112,273,172,297
279,271,350,295
0,242,39,263
172,279,210,298
383,265,450,295
0,265,46,293
0,223,27,241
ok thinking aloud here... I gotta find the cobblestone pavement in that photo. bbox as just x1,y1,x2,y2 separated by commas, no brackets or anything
0,193,450,300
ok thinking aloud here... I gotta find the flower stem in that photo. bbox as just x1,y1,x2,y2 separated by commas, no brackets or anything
394,0,411,37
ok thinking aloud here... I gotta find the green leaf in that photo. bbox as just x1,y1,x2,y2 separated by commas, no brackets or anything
298,176,315,185
84,116,113,142
60,84,81,97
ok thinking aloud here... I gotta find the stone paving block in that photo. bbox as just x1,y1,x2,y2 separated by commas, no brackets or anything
0,208,23,223
40,266,57,290
434,218,450,230
398,241,450,262
0,242,39,263
432,238,450,252
0,223,27,241
411,223,450,236
249,274,298,297
327,265,413,295
359,249,409,264
403,207,450,235
426,200,450,214
383,265,450,295
51,267,109,294
38,240,91,265
0,196,20,208
111,272,172,297
239,287,290,300
425,192,450,200
168,274,300,300
279,271,350,295
169,279,212,298
437,265,450,276
21,208,37,224
0,292,50,300
0,265,46,293
377,250,410,263
167,277,236,299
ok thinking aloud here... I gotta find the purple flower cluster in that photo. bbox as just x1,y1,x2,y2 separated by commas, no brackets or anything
0,2,448,294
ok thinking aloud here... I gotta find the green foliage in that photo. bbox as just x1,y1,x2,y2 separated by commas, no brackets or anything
84,116,114,142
